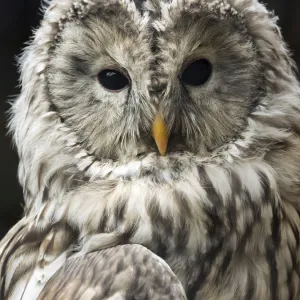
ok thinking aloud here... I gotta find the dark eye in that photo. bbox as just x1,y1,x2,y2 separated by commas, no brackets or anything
181,59,212,86
98,69,129,91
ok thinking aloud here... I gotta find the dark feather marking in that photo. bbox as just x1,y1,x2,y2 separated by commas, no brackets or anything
147,199,173,259
98,206,108,233
271,205,281,249
81,159,96,174
150,232,168,259
288,243,300,279
100,268,115,298
266,241,279,300
237,222,253,254
262,172,280,299
1,227,44,299
0,224,26,268
125,253,143,300
6,244,39,295
219,251,232,276
258,170,272,205
203,206,225,239
0,224,27,299
284,210,300,248
173,191,192,252
268,207,281,300
259,169,282,249
82,255,96,287
227,171,242,229
198,165,227,245
133,0,146,11
48,101,59,114
114,198,127,224
120,222,139,244
41,186,50,203
287,268,295,300
37,162,46,190
174,214,190,253
245,273,255,300
197,166,222,207
244,189,261,222
187,238,224,300
116,259,125,273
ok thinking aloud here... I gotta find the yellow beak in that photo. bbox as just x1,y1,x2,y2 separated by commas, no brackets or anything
152,115,168,156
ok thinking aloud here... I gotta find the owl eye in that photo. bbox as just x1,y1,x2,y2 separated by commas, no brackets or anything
98,69,129,91
181,59,212,86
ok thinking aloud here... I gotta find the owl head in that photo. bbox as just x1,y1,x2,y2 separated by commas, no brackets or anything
9,0,300,212
46,0,259,160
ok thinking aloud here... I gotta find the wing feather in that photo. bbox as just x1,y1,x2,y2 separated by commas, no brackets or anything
37,244,187,300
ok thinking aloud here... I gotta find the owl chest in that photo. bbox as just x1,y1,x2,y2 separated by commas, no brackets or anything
4,168,296,300
102,175,283,299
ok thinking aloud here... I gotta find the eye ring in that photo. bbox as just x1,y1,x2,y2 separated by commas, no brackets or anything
98,68,130,92
180,58,212,87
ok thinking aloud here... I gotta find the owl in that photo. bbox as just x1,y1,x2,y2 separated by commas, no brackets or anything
1,0,300,299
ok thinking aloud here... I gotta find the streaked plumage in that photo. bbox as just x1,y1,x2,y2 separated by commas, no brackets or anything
37,244,187,300
1,0,300,299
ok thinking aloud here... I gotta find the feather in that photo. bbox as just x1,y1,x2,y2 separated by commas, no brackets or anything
37,244,187,300
1,0,300,299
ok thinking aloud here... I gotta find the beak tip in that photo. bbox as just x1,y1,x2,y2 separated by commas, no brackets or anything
159,148,167,157
152,115,168,156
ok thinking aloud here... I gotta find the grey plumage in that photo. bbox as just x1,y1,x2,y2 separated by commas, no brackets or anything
1,0,300,299
37,244,187,300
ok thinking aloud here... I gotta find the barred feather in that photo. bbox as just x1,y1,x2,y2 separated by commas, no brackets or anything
1,0,300,299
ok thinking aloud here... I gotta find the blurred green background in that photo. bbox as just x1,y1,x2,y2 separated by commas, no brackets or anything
0,0,299,238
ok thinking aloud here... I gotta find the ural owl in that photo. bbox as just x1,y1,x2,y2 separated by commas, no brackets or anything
1,0,300,299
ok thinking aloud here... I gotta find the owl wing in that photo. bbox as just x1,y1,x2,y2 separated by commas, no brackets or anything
37,244,187,300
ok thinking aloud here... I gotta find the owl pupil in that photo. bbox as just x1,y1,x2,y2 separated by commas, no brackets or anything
98,69,129,91
181,59,212,86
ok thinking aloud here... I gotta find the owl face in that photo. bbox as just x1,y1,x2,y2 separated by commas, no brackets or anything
47,0,259,162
